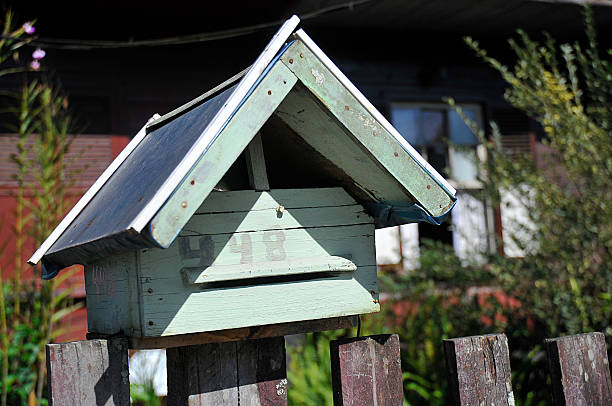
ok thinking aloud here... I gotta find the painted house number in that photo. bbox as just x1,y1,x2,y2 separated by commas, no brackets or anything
179,229,287,266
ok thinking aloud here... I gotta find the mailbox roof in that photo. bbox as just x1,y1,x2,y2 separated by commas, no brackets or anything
30,17,456,279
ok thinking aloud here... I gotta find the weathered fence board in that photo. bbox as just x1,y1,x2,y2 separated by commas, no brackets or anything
46,338,130,406
330,334,403,406
443,333,515,406
167,336,287,405
545,332,612,406
237,338,287,405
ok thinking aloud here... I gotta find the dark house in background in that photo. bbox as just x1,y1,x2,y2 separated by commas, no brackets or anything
1,0,611,340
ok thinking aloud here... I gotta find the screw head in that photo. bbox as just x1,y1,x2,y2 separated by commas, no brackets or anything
147,288,153,294
181,201,188,208
289,58,293,63
267,90,272,95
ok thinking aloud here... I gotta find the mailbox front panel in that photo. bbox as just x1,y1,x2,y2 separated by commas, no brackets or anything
138,187,379,337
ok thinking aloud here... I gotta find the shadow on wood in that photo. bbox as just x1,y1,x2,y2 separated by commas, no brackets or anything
46,338,129,406
167,336,287,406
545,332,612,406
330,334,403,406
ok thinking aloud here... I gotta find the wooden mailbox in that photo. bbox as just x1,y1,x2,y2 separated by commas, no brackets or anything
29,17,456,347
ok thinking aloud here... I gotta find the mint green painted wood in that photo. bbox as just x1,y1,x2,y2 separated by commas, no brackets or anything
149,62,298,248
140,266,379,337
137,187,378,337
245,132,270,191
185,204,370,235
195,187,357,214
181,256,356,284
275,86,409,203
84,251,141,336
145,224,375,291
279,41,455,217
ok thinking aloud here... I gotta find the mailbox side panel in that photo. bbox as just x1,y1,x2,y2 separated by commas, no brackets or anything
138,188,379,337
84,251,142,336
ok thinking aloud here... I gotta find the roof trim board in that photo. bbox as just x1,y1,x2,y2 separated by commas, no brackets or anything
27,114,159,266
29,15,457,276
293,29,456,197
148,61,298,247
145,66,251,132
27,15,300,267
129,15,300,233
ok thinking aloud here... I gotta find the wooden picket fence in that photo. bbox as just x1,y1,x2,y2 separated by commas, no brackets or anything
46,331,611,405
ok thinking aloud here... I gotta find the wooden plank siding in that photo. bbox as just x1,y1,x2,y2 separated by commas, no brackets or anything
139,187,378,337
46,338,130,406
0,133,113,192
84,187,378,338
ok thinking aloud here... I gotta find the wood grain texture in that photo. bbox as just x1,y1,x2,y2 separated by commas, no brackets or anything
181,255,356,284
46,338,129,406
245,132,270,191
195,188,357,214
330,334,403,406
167,337,287,406
84,251,141,336
238,337,288,406
167,341,238,405
128,315,357,349
443,334,515,406
149,62,298,248
545,332,612,406
139,188,378,337
280,40,455,217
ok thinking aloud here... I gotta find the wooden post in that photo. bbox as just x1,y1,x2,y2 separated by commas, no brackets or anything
329,334,403,406
545,332,612,405
443,333,514,406
46,338,130,406
167,336,287,405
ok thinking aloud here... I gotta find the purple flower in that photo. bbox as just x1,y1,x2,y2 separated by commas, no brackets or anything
30,60,40,70
32,48,45,60
23,22,35,35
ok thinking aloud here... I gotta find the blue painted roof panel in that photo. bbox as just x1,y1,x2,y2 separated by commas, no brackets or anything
47,84,237,259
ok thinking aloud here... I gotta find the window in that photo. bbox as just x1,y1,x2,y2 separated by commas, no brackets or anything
375,102,492,268
390,103,482,184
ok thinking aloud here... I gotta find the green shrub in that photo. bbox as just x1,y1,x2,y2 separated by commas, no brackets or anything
287,6,610,406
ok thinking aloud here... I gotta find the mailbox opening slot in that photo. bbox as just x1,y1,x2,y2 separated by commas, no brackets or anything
188,270,352,290
181,255,356,288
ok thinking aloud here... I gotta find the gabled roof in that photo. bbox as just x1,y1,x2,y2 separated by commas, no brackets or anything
29,15,456,279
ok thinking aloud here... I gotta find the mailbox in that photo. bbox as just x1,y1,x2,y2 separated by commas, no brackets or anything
29,16,456,343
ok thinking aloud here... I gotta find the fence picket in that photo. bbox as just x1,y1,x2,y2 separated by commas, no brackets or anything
166,336,287,405
329,334,403,406
443,333,515,406
45,338,130,406
545,332,612,405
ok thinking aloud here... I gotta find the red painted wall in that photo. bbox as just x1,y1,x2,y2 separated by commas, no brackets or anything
0,134,130,341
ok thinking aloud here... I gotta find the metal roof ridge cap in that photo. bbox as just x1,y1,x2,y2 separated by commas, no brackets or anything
145,65,251,132
128,15,301,233
293,28,456,197
27,114,160,265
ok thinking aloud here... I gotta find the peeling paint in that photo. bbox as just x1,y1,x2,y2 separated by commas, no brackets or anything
311,68,325,85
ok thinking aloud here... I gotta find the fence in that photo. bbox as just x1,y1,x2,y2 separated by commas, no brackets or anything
46,331,611,405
